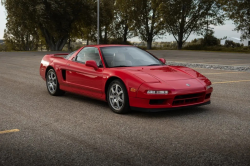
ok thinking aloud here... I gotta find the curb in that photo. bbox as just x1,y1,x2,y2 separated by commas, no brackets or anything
166,61,250,72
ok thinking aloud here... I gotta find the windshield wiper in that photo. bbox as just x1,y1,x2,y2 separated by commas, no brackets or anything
147,64,161,66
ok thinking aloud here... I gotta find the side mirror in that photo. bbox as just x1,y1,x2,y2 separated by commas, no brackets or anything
85,60,98,70
159,58,166,64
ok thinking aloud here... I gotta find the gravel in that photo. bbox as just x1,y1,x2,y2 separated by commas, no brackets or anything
166,61,250,72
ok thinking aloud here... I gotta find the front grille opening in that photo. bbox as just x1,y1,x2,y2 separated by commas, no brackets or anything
175,93,203,99
149,99,167,105
172,93,204,106
205,93,211,99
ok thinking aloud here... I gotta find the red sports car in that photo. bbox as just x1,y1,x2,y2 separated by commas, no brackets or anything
40,45,212,114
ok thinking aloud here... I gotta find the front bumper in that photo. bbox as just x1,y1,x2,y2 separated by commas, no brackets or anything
129,87,213,112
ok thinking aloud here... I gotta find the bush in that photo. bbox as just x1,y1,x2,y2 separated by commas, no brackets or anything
224,40,243,48
202,31,220,46
0,44,8,51
109,38,132,45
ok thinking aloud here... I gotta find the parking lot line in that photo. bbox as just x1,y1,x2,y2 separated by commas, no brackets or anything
0,129,20,134
213,80,250,84
203,72,246,75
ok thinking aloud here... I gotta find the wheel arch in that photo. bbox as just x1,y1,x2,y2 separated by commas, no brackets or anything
105,76,127,101
45,66,55,78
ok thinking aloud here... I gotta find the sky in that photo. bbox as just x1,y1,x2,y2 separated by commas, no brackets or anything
0,4,245,43
0,4,6,39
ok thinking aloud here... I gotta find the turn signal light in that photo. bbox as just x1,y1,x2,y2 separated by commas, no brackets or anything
206,85,212,90
130,88,137,92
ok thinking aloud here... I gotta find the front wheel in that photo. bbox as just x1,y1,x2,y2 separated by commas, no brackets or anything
46,69,65,96
107,79,130,114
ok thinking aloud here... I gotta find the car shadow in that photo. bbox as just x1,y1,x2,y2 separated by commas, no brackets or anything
63,92,108,107
62,92,210,118
130,106,210,119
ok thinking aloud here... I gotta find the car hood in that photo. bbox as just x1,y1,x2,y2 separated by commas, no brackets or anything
126,66,195,82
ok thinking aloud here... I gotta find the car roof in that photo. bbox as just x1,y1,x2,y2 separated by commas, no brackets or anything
85,44,134,48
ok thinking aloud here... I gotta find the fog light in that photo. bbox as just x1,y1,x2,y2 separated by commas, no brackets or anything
147,90,168,94
147,90,156,94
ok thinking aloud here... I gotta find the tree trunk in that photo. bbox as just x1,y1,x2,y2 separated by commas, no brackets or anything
147,39,152,50
47,37,68,51
177,3,186,50
41,40,42,51
40,26,68,51
68,37,71,51
25,34,29,51
99,27,102,44
177,24,184,50
104,26,108,44
177,41,183,50
123,25,128,44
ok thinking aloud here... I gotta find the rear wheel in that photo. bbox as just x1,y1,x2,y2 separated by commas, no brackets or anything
46,69,65,96
107,79,130,114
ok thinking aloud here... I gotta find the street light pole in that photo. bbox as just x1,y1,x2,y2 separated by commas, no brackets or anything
97,0,100,45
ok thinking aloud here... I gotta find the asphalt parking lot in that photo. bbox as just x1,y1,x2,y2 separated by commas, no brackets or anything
0,51,250,166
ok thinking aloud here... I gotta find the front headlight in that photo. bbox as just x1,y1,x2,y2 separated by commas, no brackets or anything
206,85,212,90
147,90,169,94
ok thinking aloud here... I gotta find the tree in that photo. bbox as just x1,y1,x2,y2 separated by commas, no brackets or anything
2,0,39,51
220,0,250,40
3,26,39,51
160,0,225,49
133,0,165,49
202,30,220,46
112,0,135,44
2,0,92,51
99,0,115,44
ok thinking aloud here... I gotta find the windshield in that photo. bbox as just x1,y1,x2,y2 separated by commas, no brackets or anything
100,46,163,68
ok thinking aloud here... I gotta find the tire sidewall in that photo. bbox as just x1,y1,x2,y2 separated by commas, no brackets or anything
107,79,130,114
46,69,58,95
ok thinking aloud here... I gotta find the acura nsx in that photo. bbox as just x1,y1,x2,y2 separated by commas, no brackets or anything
40,45,212,114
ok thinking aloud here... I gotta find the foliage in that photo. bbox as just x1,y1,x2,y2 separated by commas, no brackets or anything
69,0,96,45
224,40,243,48
202,31,220,46
109,38,132,45
1,0,248,51
219,0,250,40
2,0,40,51
0,43,6,51
98,0,115,44
160,0,225,50
133,0,165,49
1,0,92,51
111,0,135,43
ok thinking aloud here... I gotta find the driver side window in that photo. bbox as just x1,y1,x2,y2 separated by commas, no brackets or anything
75,47,103,67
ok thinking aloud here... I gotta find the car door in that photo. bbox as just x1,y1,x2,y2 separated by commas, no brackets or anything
66,47,104,97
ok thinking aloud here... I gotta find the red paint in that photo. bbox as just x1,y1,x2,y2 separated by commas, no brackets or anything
40,45,213,110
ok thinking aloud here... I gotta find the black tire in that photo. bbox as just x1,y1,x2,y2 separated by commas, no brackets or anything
46,69,65,96
107,79,130,114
